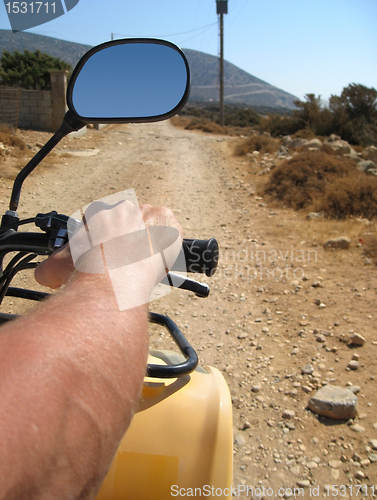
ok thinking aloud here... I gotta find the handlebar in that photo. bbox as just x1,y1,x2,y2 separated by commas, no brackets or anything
0,232,51,257
0,230,219,277
179,238,219,277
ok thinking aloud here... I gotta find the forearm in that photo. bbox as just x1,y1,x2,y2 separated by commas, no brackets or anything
0,271,149,499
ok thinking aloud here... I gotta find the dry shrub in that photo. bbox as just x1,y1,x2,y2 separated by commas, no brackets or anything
235,134,279,156
0,127,27,150
291,128,317,140
320,144,343,156
363,233,377,264
170,116,191,129
264,151,377,219
352,144,365,154
318,176,377,219
186,121,226,134
1,164,21,180
171,116,250,137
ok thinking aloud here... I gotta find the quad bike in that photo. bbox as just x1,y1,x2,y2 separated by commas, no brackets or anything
0,39,233,499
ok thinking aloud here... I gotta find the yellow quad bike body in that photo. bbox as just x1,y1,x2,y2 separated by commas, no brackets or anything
96,319,233,500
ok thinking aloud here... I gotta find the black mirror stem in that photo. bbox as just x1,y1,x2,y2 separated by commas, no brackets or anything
9,111,86,212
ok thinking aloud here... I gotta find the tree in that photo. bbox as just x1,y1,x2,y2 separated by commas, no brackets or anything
336,83,377,122
329,84,377,146
293,94,334,137
0,50,71,90
293,93,322,130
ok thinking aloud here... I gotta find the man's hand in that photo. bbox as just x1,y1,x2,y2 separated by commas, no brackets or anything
35,203,183,291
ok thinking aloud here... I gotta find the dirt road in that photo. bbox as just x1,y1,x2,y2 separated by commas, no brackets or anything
2,121,377,497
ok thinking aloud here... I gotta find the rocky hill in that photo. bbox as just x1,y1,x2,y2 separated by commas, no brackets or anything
0,30,298,109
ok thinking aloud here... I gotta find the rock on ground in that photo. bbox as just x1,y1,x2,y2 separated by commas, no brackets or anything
323,236,351,250
308,385,358,419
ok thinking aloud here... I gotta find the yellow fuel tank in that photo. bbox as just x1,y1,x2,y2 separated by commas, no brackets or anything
96,352,233,499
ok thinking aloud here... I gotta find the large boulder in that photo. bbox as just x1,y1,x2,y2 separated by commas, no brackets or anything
357,160,377,175
308,385,358,419
324,138,352,155
362,145,377,162
303,138,322,150
289,138,309,149
327,134,341,142
282,135,292,147
276,145,290,158
343,147,359,160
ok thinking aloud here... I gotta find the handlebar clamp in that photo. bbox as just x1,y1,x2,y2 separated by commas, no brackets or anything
35,211,70,251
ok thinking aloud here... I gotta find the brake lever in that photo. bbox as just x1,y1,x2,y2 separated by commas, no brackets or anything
163,272,210,298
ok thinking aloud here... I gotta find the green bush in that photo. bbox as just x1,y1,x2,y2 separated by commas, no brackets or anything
224,108,261,128
260,113,301,137
0,49,71,90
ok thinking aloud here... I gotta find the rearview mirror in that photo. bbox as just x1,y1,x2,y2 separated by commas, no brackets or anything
66,39,190,123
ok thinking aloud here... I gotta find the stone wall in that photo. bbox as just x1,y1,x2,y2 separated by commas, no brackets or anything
0,70,68,132
0,87,21,128
18,89,53,130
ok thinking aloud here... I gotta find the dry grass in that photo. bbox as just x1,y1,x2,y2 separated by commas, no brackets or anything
234,134,279,156
264,151,377,219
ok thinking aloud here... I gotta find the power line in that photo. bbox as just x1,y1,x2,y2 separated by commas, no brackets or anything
112,22,217,41
177,24,218,46
227,0,248,30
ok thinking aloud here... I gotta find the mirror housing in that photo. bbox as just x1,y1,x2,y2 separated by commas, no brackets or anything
66,38,191,124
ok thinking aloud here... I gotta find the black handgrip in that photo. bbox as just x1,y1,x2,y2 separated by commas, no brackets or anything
180,238,219,277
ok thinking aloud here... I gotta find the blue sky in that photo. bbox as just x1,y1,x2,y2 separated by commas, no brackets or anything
1,0,376,103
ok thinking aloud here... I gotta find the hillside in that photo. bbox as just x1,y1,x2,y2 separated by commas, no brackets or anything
184,49,297,109
0,29,91,68
0,30,298,109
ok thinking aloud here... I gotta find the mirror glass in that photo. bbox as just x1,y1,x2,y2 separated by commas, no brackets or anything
69,41,189,120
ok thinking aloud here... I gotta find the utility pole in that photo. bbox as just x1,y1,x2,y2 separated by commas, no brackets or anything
216,0,228,127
